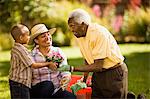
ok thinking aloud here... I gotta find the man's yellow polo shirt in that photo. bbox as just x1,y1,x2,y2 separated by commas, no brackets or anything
75,23,124,69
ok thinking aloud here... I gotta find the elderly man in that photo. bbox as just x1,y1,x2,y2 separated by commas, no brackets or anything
58,9,128,99
29,24,76,99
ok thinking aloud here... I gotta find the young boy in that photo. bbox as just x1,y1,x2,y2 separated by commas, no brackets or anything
9,24,57,99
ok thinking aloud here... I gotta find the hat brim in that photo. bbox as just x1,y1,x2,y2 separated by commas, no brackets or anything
28,28,56,45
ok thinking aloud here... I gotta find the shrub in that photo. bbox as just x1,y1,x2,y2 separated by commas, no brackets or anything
121,8,150,42
0,34,13,51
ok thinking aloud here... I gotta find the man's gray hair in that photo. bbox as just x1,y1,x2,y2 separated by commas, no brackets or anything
69,8,91,25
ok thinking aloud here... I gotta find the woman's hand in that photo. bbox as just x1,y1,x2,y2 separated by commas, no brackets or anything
60,76,71,90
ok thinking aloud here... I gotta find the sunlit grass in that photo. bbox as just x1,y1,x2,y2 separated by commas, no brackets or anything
0,51,10,61
119,43,150,55
0,77,10,99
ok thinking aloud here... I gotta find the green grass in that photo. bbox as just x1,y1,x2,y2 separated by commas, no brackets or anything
0,44,150,98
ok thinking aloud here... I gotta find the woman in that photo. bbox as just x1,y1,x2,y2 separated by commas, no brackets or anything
29,24,76,98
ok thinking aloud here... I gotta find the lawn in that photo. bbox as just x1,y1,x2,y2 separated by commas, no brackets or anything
0,44,150,98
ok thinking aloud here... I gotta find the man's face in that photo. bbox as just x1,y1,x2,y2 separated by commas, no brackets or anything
35,32,52,47
68,18,86,38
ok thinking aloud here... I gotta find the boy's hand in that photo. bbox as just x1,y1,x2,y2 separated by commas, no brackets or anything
48,62,57,71
57,65,71,71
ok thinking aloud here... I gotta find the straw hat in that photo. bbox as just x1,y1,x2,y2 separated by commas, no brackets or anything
29,24,56,44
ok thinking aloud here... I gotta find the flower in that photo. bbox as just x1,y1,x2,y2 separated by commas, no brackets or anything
45,50,64,67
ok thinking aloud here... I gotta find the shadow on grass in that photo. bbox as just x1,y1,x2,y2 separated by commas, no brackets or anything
124,52,150,69
68,58,84,66
124,52,150,97
0,61,10,77
124,52,150,82
68,57,84,75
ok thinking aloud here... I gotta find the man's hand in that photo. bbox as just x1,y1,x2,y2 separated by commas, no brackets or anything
57,65,71,71
48,62,57,71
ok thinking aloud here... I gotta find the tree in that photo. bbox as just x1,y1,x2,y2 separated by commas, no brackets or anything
0,0,54,33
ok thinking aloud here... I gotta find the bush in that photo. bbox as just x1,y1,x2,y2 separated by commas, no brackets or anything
121,8,150,42
0,34,13,51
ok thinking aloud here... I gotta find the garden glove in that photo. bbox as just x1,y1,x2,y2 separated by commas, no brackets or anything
71,80,87,95
57,65,74,72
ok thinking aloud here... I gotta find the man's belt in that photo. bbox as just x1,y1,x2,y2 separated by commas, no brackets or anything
102,62,123,71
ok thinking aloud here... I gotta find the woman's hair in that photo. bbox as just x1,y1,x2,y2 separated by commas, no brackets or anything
68,8,91,25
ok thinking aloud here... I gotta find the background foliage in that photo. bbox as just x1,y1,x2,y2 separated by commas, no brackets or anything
0,0,150,50
0,0,93,49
